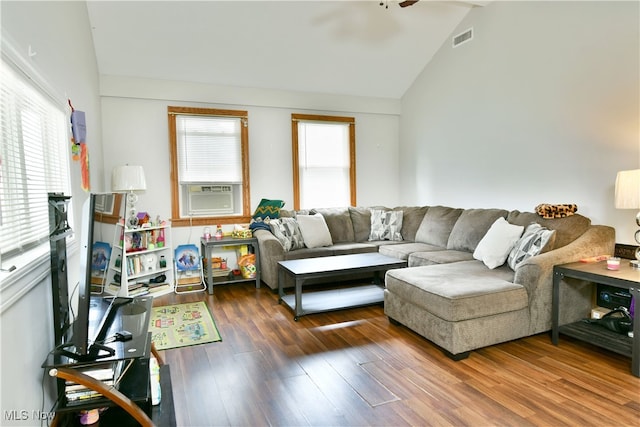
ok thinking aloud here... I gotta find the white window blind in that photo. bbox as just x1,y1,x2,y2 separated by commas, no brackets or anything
0,58,70,258
176,115,242,183
297,121,350,208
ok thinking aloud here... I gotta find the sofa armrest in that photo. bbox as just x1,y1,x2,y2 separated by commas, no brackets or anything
253,229,285,289
514,225,615,333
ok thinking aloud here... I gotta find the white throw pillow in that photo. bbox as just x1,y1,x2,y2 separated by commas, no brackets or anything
473,217,524,269
296,214,333,248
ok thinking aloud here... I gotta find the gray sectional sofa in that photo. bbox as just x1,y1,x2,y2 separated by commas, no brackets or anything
253,205,615,358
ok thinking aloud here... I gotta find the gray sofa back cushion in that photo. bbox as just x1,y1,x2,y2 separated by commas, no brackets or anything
415,206,463,247
348,206,389,242
393,206,429,242
313,207,355,243
506,210,591,249
348,207,371,242
447,208,509,252
279,209,312,218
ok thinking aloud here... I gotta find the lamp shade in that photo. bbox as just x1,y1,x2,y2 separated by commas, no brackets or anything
614,169,640,209
112,165,147,192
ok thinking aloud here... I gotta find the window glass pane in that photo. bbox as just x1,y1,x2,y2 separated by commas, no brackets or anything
176,115,242,183
297,121,350,208
0,59,70,257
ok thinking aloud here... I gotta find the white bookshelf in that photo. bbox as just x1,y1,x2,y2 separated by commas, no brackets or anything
104,222,174,298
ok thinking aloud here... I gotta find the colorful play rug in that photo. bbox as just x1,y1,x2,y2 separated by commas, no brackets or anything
149,301,221,350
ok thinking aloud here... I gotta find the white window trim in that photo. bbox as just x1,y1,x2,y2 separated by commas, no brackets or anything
0,32,77,309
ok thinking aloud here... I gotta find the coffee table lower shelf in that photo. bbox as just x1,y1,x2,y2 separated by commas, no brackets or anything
280,284,384,321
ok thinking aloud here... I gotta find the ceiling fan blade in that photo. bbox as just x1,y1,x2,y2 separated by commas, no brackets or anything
399,0,419,7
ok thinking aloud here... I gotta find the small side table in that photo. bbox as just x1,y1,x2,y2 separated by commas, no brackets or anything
552,260,640,377
200,236,261,294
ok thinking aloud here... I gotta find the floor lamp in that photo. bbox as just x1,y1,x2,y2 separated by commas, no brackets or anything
112,165,147,228
615,169,640,267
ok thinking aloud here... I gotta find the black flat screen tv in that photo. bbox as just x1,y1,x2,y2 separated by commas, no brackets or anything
58,193,131,361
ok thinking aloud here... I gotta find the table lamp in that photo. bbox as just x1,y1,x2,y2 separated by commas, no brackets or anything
112,165,147,228
614,169,640,267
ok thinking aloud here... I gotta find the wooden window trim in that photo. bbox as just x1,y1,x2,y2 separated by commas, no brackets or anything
168,106,251,227
291,113,356,210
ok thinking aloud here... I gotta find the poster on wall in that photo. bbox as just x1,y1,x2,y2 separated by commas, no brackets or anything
69,99,90,191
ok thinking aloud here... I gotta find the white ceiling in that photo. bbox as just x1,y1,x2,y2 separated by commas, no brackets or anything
86,1,483,99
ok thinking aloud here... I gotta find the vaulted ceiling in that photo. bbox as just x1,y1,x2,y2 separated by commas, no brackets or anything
86,1,487,99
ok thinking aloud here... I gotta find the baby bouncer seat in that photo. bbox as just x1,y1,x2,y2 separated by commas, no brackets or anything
174,244,206,294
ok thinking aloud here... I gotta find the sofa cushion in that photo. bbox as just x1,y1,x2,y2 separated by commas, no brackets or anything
415,206,463,247
349,206,388,242
473,217,524,269
269,217,305,252
349,206,372,242
297,214,333,248
331,242,378,256
408,250,475,267
385,261,524,322
279,208,314,218
379,242,442,260
447,208,509,252
314,207,355,243
369,209,403,241
506,210,590,249
283,246,335,260
393,206,429,242
507,223,556,270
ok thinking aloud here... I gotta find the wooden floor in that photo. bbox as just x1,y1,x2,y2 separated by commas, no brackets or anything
152,283,640,427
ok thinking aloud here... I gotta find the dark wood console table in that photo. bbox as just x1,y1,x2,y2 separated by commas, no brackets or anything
552,260,639,377
43,296,175,426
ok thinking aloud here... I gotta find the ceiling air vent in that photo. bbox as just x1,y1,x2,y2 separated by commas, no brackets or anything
453,28,473,48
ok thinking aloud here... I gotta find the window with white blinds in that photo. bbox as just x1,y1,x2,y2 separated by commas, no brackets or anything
168,106,250,225
176,115,242,183
292,114,356,209
0,58,71,259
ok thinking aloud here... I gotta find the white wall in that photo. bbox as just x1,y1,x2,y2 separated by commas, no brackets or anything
401,1,639,244
0,1,102,422
99,76,402,245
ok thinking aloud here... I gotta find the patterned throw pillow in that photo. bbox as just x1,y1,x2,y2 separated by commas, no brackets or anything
252,198,285,221
269,218,305,252
369,209,403,241
250,199,285,231
507,223,556,270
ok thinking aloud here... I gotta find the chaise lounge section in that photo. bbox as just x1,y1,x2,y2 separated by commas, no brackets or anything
383,208,615,359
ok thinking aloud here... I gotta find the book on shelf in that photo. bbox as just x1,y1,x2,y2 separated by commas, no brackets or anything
65,380,114,393
66,389,103,402
148,284,171,294
147,281,167,289
64,361,125,402
65,366,115,384
129,287,150,297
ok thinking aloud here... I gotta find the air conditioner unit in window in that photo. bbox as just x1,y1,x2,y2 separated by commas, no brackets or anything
187,185,234,215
